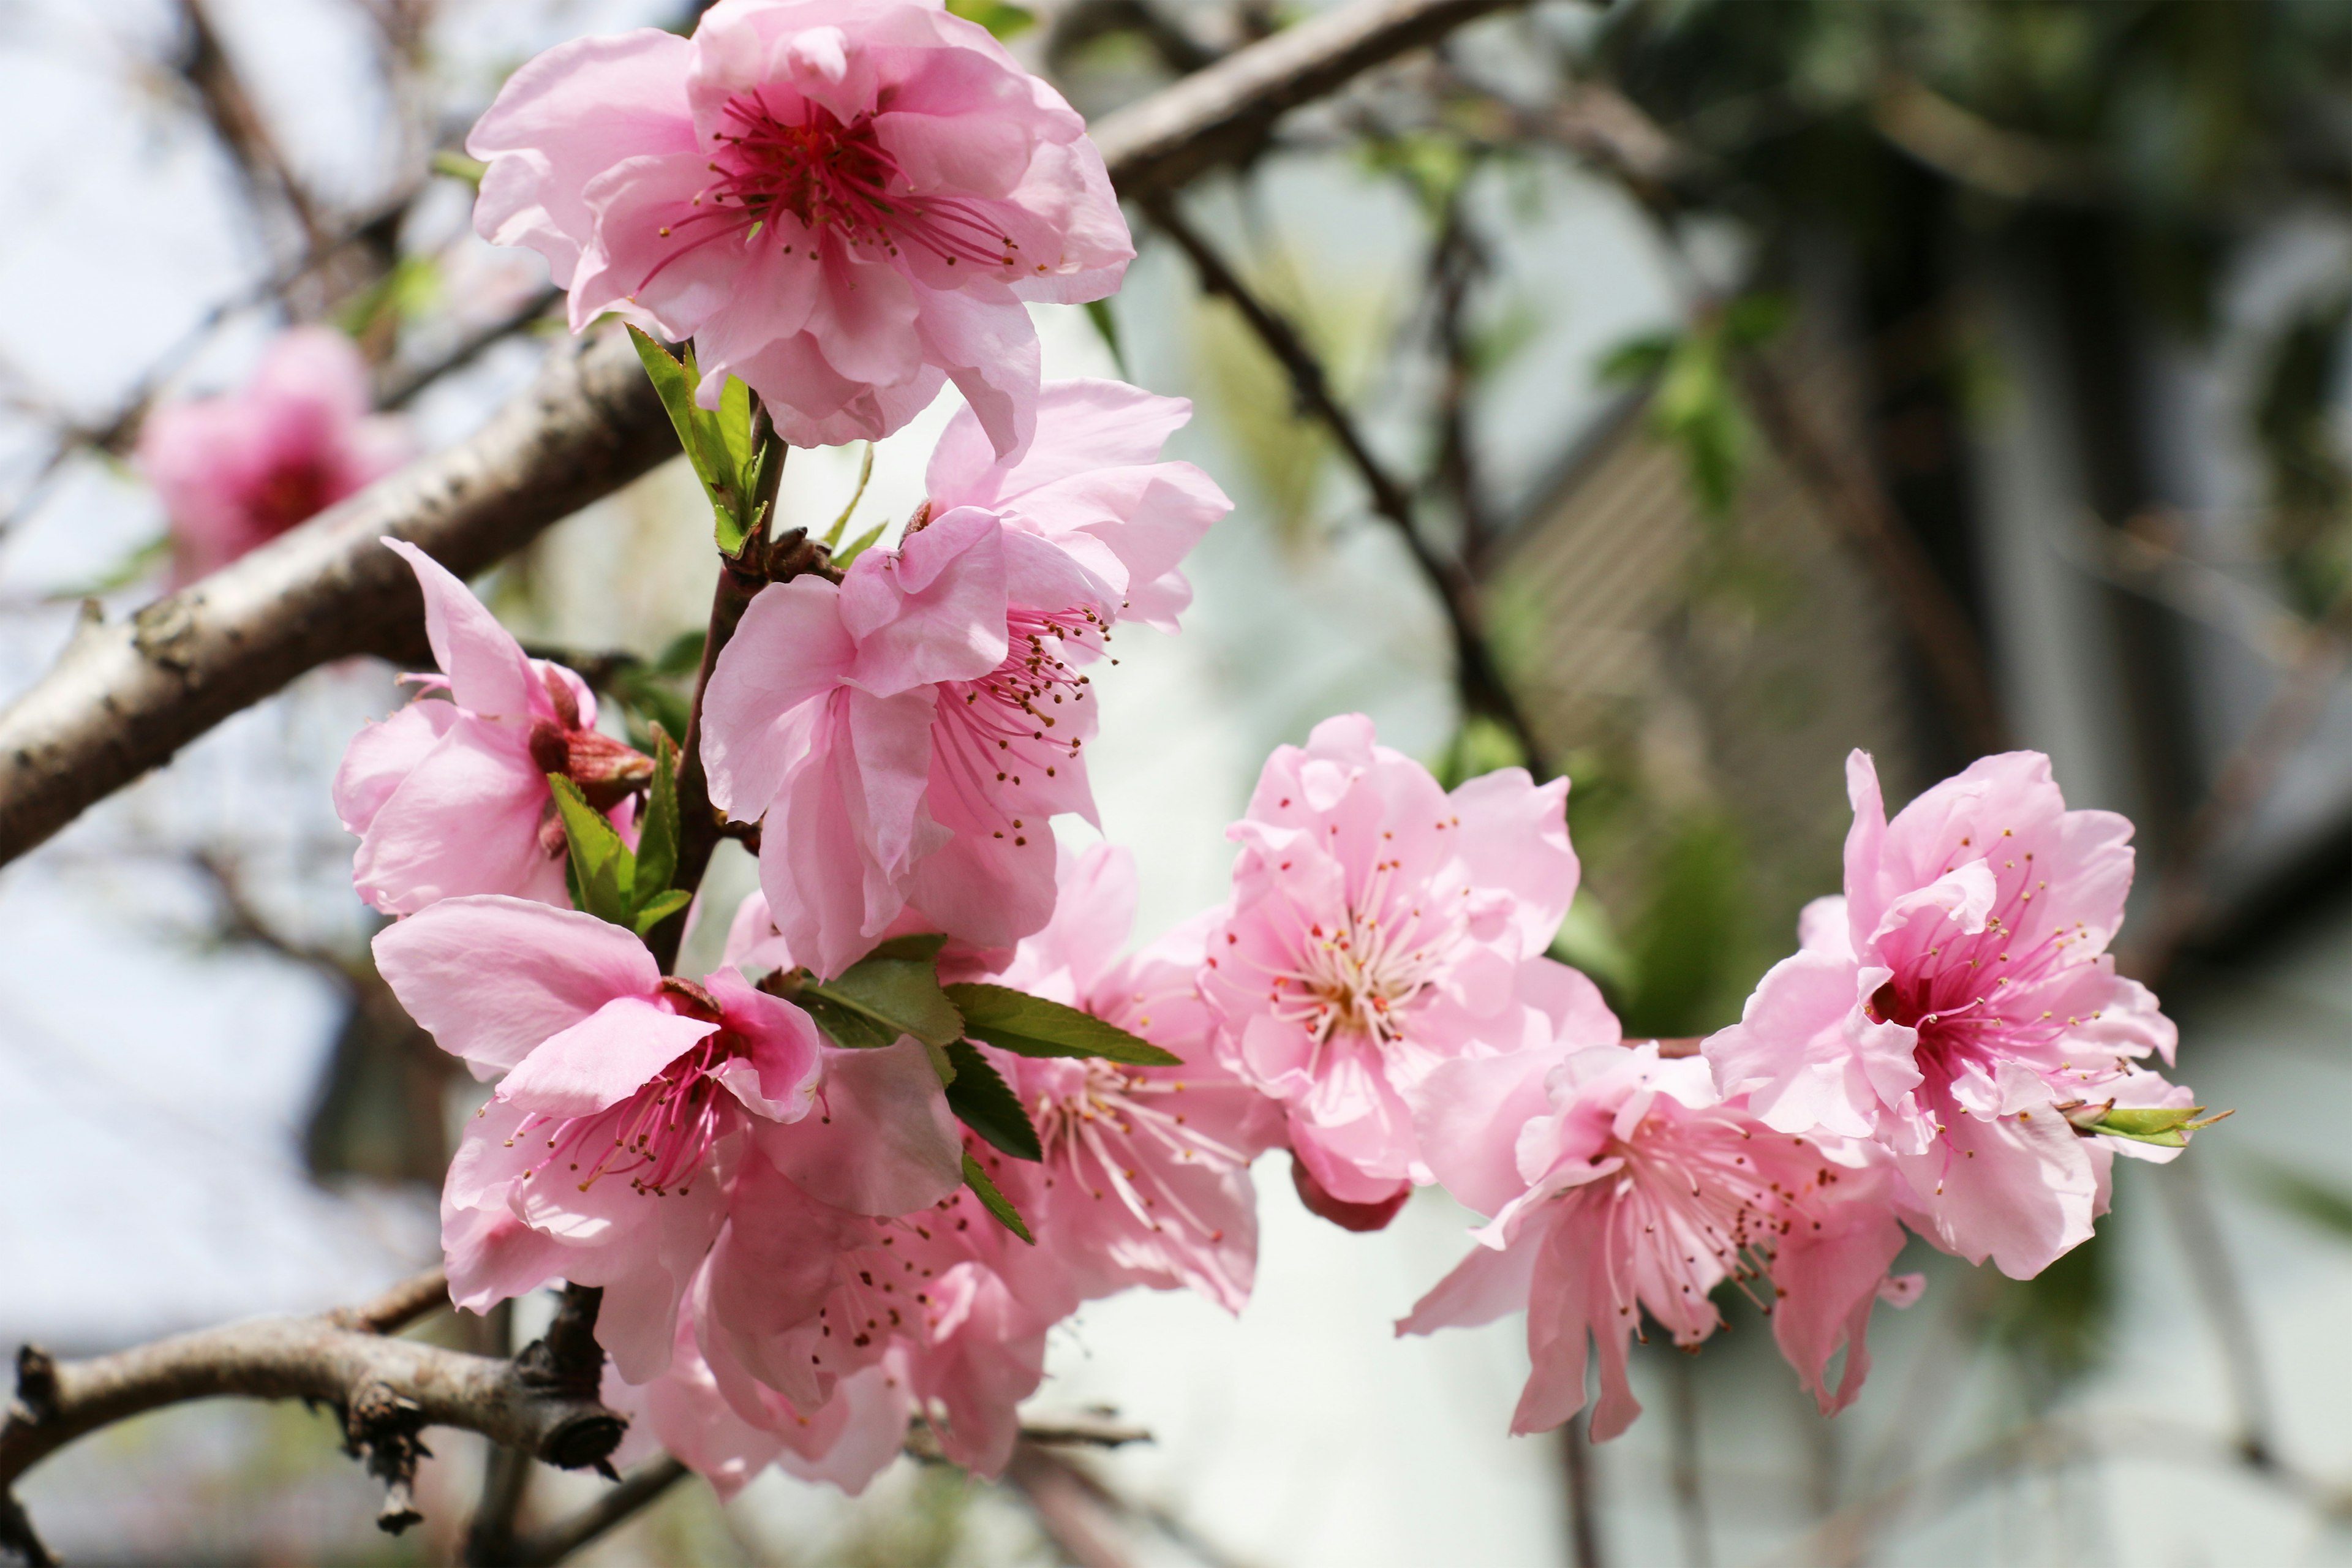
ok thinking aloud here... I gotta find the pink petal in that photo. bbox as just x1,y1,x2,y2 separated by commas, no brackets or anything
497,995,719,1117
758,1039,965,1215
382,539,535,719
700,575,857,819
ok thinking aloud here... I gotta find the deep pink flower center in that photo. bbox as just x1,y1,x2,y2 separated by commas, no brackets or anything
510,983,747,1198
644,96,1024,282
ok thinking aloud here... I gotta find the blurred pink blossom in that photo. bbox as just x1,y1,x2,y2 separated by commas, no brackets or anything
334,540,648,914
374,894,827,1382
137,326,410,582
1705,750,2187,1280
1200,714,1616,1213
466,0,1132,453
1400,1041,1918,1440
701,384,1222,975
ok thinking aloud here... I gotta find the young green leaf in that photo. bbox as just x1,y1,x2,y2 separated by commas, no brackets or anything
631,888,693,937
943,1041,1042,1161
865,932,949,963
824,443,877,547
834,518,889,568
944,983,1182,1066
633,729,681,906
798,954,966,1051
548,774,633,926
962,1151,1034,1243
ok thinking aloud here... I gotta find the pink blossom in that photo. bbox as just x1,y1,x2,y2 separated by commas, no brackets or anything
702,391,1222,975
1200,714,1616,1210
1705,750,2185,1280
138,327,411,582
466,0,1132,454
334,540,650,915
374,895,827,1381
970,845,1285,1314
1400,1042,1917,1439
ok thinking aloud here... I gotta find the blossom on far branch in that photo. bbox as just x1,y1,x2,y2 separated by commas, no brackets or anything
334,541,654,914
1399,1041,1919,1441
700,381,1226,977
1200,713,1618,1220
373,894,834,1381
138,326,412,583
466,0,1133,454
1704,750,2191,1280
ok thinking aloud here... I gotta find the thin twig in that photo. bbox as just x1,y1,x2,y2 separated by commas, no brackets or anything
508,1455,691,1567
1560,1412,1606,1568
1141,193,1545,767
1665,1354,1713,1568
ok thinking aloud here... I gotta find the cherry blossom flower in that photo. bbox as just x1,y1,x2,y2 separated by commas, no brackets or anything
334,541,652,914
466,0,1132,453
138,327,411,582
1199,714,1616,1213
701,389,1223,975
1400,1042,1918,1440
374,895,826,1381
1705,750,2187,1280
967,845,1284,1314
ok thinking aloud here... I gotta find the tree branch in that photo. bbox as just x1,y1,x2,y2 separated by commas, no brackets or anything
0,1270,625,1567
507,1455,690,1567
0,0,1540,874
1140,193,1545,768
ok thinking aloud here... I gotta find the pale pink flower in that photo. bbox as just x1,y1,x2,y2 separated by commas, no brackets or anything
1705,750,2186,1280
466,0,1132,453
1400,1042,1918,1440
334,540,649,915
703,391,1221,974
968,845,1284,1315
1200,714,1616,1210
138,327,411,582
374,895,826,1381
693,1150,1054,1475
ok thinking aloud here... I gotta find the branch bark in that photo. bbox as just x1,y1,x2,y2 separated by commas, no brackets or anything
0,0,1535,874
0,1271,624,1568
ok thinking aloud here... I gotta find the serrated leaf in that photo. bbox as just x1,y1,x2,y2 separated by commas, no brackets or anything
631,888,693,938
865,932,949,963
799,956,965,1051
944,983,1182,1066
943,1041,1041,1161
549,774,633,926
633,729,680,905
962,1151,1034,1243
834,518,889,567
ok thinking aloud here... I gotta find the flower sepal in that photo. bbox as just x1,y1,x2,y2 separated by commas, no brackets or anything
2056,1100,2233,1148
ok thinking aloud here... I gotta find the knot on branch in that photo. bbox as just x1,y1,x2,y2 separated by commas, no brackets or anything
347,1381,431,1536
8,1351,55,1428
761,526,841,584
514,1284,604,1402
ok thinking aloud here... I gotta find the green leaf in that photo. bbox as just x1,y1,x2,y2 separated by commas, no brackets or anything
945,0,1036,39
431,150,487,188
627,328,750,552
943,1041,1042,1161
824,443,878,548
549,774,633,926
865,932,949,963
962,1151,1035,1243
633,730,680,908
944,983,1182,1066
2071,1104,2230,1147
718,375,758,473
631,888,694,937
1595,332,1676,385
799,955,966,1051
834,518,889,568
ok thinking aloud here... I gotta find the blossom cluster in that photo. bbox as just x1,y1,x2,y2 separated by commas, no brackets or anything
290,0,2208,1503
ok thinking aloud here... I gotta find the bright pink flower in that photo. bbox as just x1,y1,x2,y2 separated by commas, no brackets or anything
703,393,1221,974
138,327,411,582
1200,714,1616,1210
334,540,649,915
1400,1042,1917,1440
466,0,1132,453
374,895,827,1381
1704,751,2186,1280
